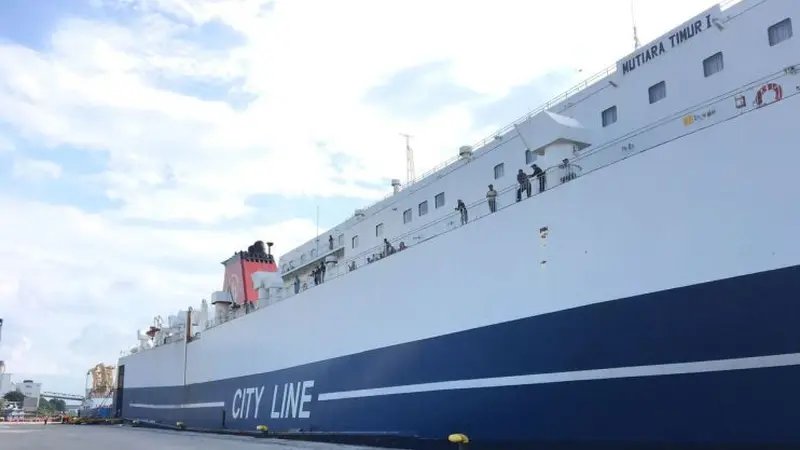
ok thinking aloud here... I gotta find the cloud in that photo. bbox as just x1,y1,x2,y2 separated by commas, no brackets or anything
0,135,13,153
12,157,62,181
0,0,724,393
364,60,483,120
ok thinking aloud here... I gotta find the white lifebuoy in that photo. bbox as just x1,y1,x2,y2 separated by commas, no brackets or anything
754,82,783,107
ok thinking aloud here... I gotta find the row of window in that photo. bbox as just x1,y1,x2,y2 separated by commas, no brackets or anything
600,17,793,127
305,17,798,267
347,191,448,250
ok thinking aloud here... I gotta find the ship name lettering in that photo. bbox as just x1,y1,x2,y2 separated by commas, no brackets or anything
271,380,315,419
231,386,266,420
621,13,713,76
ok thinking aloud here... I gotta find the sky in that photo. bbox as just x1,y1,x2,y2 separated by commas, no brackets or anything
0,0,726,395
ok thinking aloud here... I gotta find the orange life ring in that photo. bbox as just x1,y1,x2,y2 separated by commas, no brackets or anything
754,82,783,107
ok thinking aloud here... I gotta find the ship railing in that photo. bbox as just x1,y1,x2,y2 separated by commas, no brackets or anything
131,64,796,343
274,66,797,301
278,163,581,299
720,0,743,10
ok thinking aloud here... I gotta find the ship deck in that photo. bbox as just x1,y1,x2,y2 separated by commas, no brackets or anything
0,423,396,450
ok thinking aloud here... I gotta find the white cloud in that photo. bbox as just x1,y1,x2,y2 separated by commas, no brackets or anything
12,158,62,181
0,0,724,391
0,195,318,386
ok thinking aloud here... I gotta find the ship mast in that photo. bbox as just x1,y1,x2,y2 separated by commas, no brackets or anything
400,133,415,184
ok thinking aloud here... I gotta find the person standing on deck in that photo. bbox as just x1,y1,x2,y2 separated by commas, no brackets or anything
486,185,498,213
455,199,468,225
516,169,531,201
531,164,545,192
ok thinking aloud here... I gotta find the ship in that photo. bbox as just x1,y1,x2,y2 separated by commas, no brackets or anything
114,0,800,447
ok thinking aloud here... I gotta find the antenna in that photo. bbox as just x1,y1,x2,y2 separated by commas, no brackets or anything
400,133,415,184
631,0,641,50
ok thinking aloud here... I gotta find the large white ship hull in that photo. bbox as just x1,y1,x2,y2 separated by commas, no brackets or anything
117,78,800,447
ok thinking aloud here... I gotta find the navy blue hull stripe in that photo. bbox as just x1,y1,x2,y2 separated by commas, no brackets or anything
127,351,800,407
129,401,224,409
122,364,800,443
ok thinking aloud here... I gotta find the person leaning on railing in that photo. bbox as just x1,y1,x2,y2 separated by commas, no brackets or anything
516,169,532,201
454,199,468,225
531,164,545,192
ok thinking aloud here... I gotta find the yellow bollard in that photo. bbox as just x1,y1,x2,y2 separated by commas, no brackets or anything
256,424,269,435
448,433,470,450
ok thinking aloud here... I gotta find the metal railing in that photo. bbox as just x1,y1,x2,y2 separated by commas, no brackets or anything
269,65,797,303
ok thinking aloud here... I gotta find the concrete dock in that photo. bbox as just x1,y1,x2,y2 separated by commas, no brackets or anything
0,424,392,450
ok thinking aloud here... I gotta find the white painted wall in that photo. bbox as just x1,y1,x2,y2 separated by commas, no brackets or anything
122,338,185,389
148,92,800,386
278,0,799,285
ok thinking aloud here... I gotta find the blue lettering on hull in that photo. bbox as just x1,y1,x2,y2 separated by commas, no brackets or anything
122,264,800,445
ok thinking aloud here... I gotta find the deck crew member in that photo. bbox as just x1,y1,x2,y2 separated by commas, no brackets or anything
455,199,468,225
560,158,581,183
531,164,545,192
486,184,498,213
384,238,396,256
516,169,532,201
328,234,334,250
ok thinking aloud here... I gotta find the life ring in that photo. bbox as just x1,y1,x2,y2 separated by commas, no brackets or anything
754,82,783,107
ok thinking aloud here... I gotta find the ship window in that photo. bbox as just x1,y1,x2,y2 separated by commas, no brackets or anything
703,52,724,77
435,192,445,208
310,248,317,258
525,149,535,164
338,234,344,246
403,208,412,224
601,106,617,127
352,235,359,249
300,253,306,263
375,223,384,237
493,163,505,179
768,18,792,46
648,81,666,104
418,200,428,216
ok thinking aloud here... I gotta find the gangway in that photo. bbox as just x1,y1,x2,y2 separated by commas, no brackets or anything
41,391,84,401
